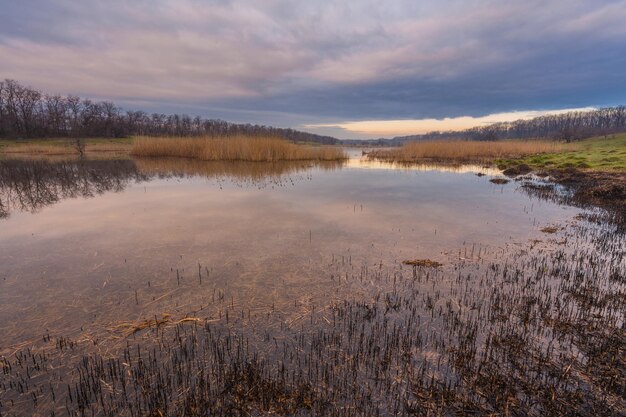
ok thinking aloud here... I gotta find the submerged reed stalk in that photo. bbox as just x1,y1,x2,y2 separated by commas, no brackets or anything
369,140,568,163
130,135,347,161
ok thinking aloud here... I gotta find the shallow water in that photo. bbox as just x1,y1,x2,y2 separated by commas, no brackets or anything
3,153,625,416
0,154,579,350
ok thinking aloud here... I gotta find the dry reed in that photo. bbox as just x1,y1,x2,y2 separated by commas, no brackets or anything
369,140,569,163
131,135,346,161
1,142,131,157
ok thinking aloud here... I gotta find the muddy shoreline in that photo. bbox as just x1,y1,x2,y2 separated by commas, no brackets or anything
506,164,626,227
543,169,625,221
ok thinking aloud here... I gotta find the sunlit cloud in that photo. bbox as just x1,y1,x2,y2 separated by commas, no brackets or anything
1,0,625,132
303,108,597,138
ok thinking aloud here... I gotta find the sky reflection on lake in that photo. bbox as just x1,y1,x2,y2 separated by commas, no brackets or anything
0,155,579,349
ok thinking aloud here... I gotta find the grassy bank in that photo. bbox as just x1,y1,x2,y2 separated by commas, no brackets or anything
497,134,626,171
131,136,346,161
368,136,625,218
367,135,626,172
368,140,567,163
0,137,132,159
495,135,625,225
0,136,346,162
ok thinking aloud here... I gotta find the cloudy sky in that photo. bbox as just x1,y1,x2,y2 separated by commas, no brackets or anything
2,0,625,138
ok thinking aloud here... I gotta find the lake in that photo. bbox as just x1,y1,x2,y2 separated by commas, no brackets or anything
0,152,623,416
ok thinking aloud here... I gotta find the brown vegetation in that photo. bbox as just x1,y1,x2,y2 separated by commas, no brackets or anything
369,140,567,163
1,141,131,159
542,169,626,226
490,178,510,185
131,135,347,161
402,259,443,267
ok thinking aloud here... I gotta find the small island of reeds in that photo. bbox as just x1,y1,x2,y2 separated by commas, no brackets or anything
368,139,566,163
130,135,347,162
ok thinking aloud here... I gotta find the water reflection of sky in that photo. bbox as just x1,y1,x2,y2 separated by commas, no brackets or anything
346,154,503,176
0,156,579,348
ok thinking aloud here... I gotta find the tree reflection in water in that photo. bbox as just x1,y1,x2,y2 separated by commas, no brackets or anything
0,159,143,219
0,158,344,218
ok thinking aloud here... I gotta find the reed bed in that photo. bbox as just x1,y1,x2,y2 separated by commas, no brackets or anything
131,135,347,161
369,140,569,163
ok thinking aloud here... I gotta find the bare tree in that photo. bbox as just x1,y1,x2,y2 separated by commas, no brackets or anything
5,79,623,144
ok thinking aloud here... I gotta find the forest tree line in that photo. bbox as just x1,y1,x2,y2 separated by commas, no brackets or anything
0,79,338,144
378,107,626,145
3,79,625,145
465,106,626,141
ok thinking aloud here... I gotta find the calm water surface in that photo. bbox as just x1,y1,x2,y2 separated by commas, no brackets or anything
0,153,579,350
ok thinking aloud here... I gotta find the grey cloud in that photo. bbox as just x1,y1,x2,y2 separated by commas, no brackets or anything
1,0,625,136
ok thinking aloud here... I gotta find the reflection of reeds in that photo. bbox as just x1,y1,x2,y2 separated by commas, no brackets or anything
134,157,343,181
369,140,567,163
0,157,344,218
131,135,347,161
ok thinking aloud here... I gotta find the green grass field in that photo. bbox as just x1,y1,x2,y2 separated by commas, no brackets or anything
498,134,626,171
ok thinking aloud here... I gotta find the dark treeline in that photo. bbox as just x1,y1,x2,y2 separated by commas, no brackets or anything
465,106,626,141
0,79,339,144
343,107,626,146
4,79,625,146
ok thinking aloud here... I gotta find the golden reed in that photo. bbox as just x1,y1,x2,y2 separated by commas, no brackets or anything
368,140,568,163
131,135,346,162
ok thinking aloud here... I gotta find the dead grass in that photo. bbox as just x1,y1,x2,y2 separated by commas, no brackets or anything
490,178,510,185
110,314,201,337
369,140,569,163
131,135,346,161
1,141,131,158
402,259,443,267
